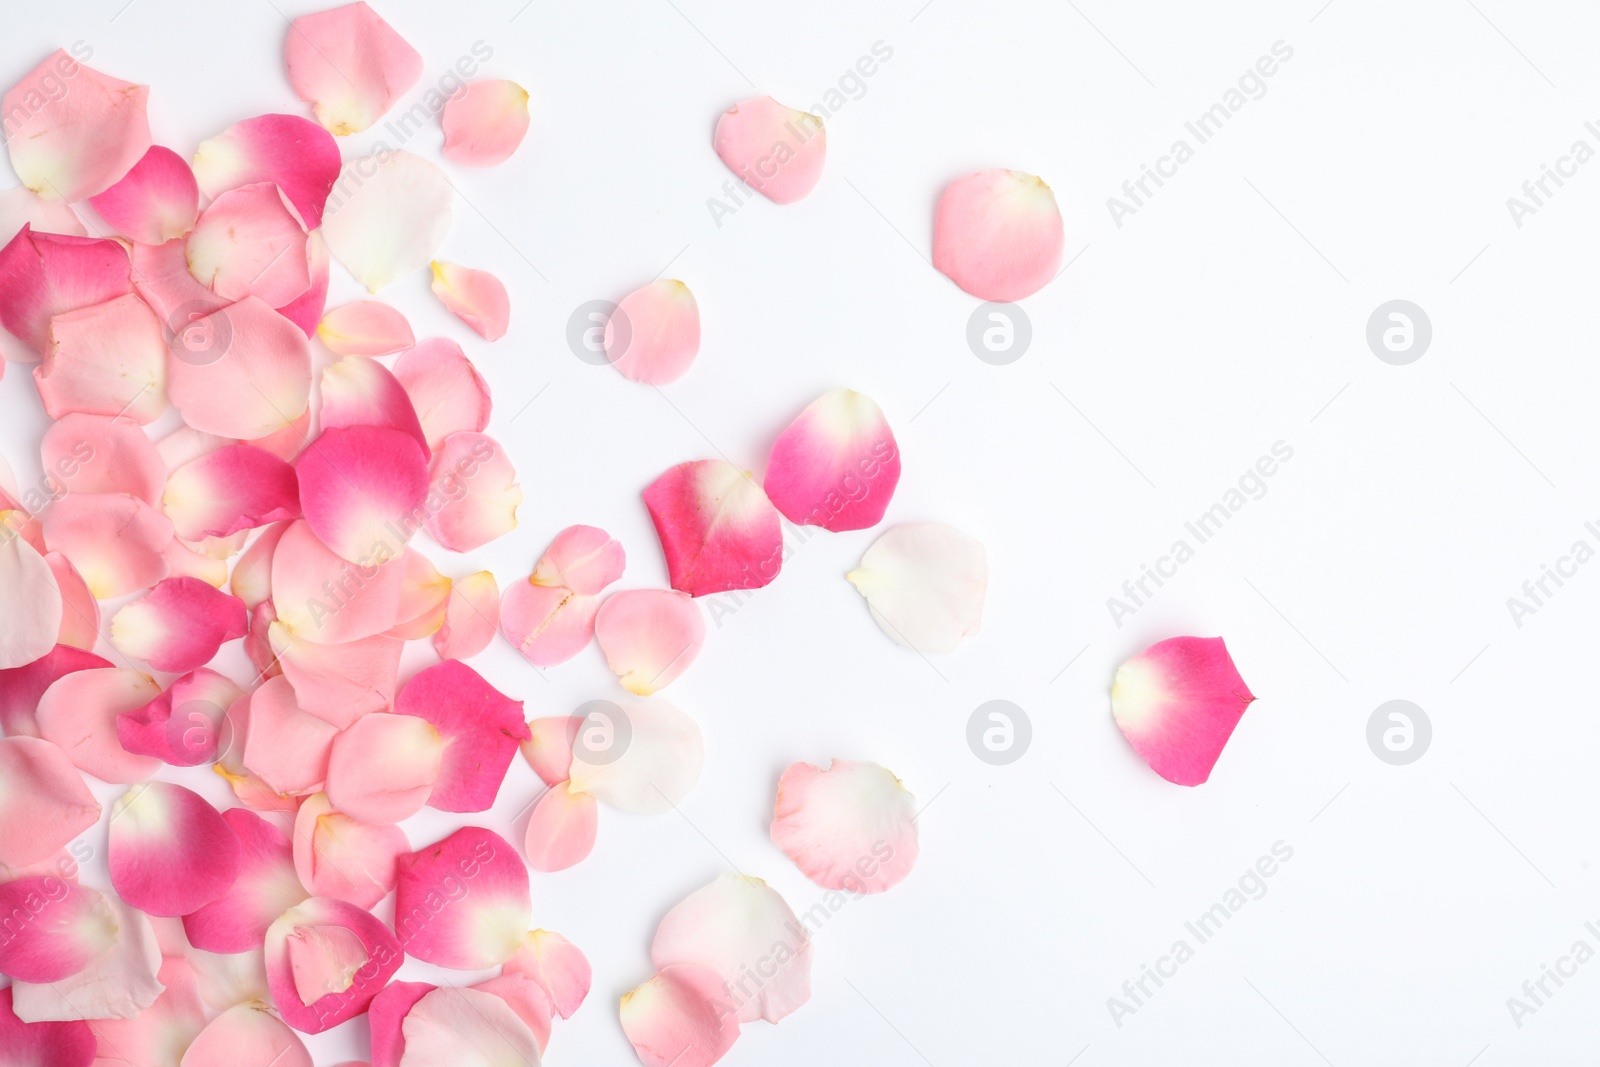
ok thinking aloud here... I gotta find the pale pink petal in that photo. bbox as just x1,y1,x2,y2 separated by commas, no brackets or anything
231,521,289,609
764,388,900,531
322,150,451,291
0,644,109,738
186,183,309,307
130,238,225,332
503,929,590,1020
3,51,151,202
0,737,99,868
441,80,531,167
162,537,228,587
318,354,427,453
165,296,312,440
214,692,298,814
44,552,98,650
116,667,241,767
36,668,162,784
191,114,341,229
295,425,430,564
424,432,521,552
652,873,811,1024
290,792,407,909
522,781,597,873
0,522,62,669
620,965,739,1067
713,95,826,204
518,717,579,787
385,549,450,640
432,570,499,661
567,698,703,815
40,492,172,598
107,782,240,916
400,987,539,1067
395,661,528,813
471,973,552,1054
162,444,300,541
11,894,162,1023
285,3,423,136
846,522,986,653
317,299,414,356
87,146,198,245
263,896,402,1033
325,712,442,824
108,577,247,673
87,954,206,1067
933,168,1064,302
36,293,168,423
0,186,86,240
250,407,314,461
390,337,490,451
604,280,699,385
393,826,529,969
770,759,918,893
275,228,329,337
499,581,597,667
178,1003,310,1067
287,922,368,1006
269,519,406,645
0,876,117,981
430,261,509,341
594,589,705,696
1111,636,1257,787
268,626,403,726
183,807,308,953
643,460,782,596
43,412,166,503
0,226,132,354
241,674,340,794
368,980,433,1067
530,524,624,595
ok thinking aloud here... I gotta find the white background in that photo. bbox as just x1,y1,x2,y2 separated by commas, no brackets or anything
3,0,1599,1064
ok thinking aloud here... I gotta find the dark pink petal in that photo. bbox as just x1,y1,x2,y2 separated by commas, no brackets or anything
163,444,301,541
714,95,826,204
393,661,528,813
3,51,151,203
504,928,590,1019
0,644,110,738
275,229,329,338
108,577,247,673
318,354,427,453
115,666,241,766
620,965,739,1067
36,667,163,783
285,2,423,136
269,519,405,645
0,737,100,868
430,261,509,341
0,226,132,354
182,807,307,953
40,492,172,598
764,388,900,531
295,425,430,564
391,337,490,451
290,792,407,909
192,114,341,229
519,717,580,787
186,183,310,307
263,896,403,1033
317,299,414,355
605,280,699,384
107,782,241,916
424,432,522,552
523,781,597,873
399,987,539,1067
643,460,783,597
324,712,442,824
933,168,1064,302
0,985,95,1067
44,552,98,651
530,524,624,595
0,524,61,669
269,627,403,727
441,80,531,167
367,980,433,1067
393,826,530,969
432,570,499,661
0,876,116,981
595,588,705,695
499,580,598,667
1111,636,1257,787
36,293,168,424
43,411,166,503
179,1002,311,1067
87,146,198,245
240,674,339,793
165,296,312,440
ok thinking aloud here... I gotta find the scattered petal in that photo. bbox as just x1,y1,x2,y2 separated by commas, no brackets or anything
0,226,132,355
620,965,738,1067
162,444,301,541
37,293,168,423
713,95,826,204
932,168,1064,302
391,337,490,451
643,460,782,597
0,186,86,240
177,1002,310,1067
595,589,705,695
764,388,900,531
231,521,289,609
36,667,163,783
523,781,597,873
295,425,430,564
519,717,579,787
87,146,198,245
130,238,225,331
45,552,98,651
186,183,310,307
87,954,206,1067
0,644,110,738
0,876,117,982
269,626,403,726
430,261,509,341
367,980,433,1067
0,737,100,867
325,712,442,824
41,493,172,598
472,973,552,1054
0,522,61,669
239,674,339,794
285,2,423,136
442,80,531,167
400,987,540,1067
273,227,329,338
1,988,93,1067
386,549,450,639
263,896,402,1033
504,929,590,1019
604,280,699,385
290,793,408,909
43,412,166,503
165,296,312,440
1111,635,1257,787
424,432,522,552
3,51,151,203
107,782,240,916
770,759,918,893
192,114,341,229
10,893,162,1023
432,570,499,660
567,698,703,815
317,299,413,356
499,581,597,667
269,519,406,645
322,150,451,291
183,807,308,953
393,826,529,969
530,524,624,595
116,667,241,766
395,661,528,813
845,522,986,653
109,577,247,673
318,353,427,453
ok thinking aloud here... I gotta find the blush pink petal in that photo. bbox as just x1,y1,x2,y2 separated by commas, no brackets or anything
441,80,531,167
269,519,405,644
1111,635,1257,787
3,51,151,203
291,793,407,909
594,589,705,696
523,781,597,873
87,146,198,245
165,296,312,440
0,644,110,738
764,388,900,531
325,712,443,824
424,432,522,552
400,987,539,1067
295,425,430,564
504,929,590,1019
107,782,241,916
643,459,783,597
430,261,510,341
44,412,166,503
36,668,162,784
108,577,247,674
395,661,529,813
10,893,162,1023
433,570,500,661
192,114,341,229
269,626,403,726
619,965,739,1067
393,826,530,970
368,980,433,1067
317,299,415,356
519,717,580,787
321,150,451,291
0,522,61,669
385,549,451,640
651,873,811,1024
932,168,1064,302
713,95,826,204
391,337,491,451
178,1003,311,1067
846,522,987,653
0,227,132,355
186,183,310,307
37,293,168,423
318,354,428,453
131,238,226,334
250,407,314,462
275,229,329,338
231,521,289,609
183,807,308,953
0,186,86,241
263,896,402,1034
162,444,300,541
162,537,228,587
87,954,206,1067
285,2,423,136
530,524,624,595
45,552,98,651
0,737,100,868
40,492,172,598
471,973,553,1054
0,876,117,981
567,698,703,815
770,759,919,893
499,581,598,667
241,674,340,794
604,280,699,385
115,667,242,767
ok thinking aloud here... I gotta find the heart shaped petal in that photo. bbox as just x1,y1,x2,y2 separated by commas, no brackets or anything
530,524,624,595
40,493,172,598
499,581,598,667
846,522,986,653
932,168,1064,302
269,519,406,645
1111,635,1257,787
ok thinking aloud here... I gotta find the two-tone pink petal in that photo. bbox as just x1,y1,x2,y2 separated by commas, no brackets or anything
770,759,919,893
263,895,403,1033
430,261,509,341
1111,636,1257,786
294,425,430,564
183,807,308,953
393,826,529,969
108,577,247,673
644,460,783,596
107,781,241,916
285,2,423,136
86,146,198,245
394,660,529,812
317,299,414,356
3,51,151,203
192,114,341,229
764,388,900,531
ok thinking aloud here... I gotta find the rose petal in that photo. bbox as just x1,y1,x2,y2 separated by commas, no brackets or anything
620,965,739,1067
131,238,226,335
290,792,408,909
0,644,110,738
932,168,1064,302
183,807,308,953
0,737,100,868
530,524,624,595
604,280,699,385
115,667,241,766
230,522,289,610
518,717,580,787
391,337,490,451
214,692,298,814
652,873,811,1024
643,460,782,597
322,150,451,291
273,228,329,338
522,781,597,873
11,894,162,1023
36,668,162,784
269,519,406,645
36,293,168,423
107,782,240,917
0,227,132,355
186,183,309,307
764,388,900,531
499,581,598,667
400,987,540,1067
263,896,402,1033
368,980,433,1067
318,353,427,453
0,876,117,981
162,444,300,541
594,589,705,696
395,660,529,813
44,552,98,651
40,493,172,599
285,2,423,136
430,261,509,341
845,522,986,653
43,412,166,504
432,570,499,661
250,407,314,462
424,432,521,552
567,698,703,815
393,826,529,969
87,954,205,1067
504,928,590,1020
441,80,531,167
325,712,442,824
385,549,451,640
317,299,414,356
0,522,61,669
713,95,826,204
178,1002,310,1067
162,537,228,587
239,675,338,794
87,146,198,245
295,425,430,564
192,114,341,229
269,626,403,726
1111,635,1257,787
770,759,918,893
471,973,552,1054
3,51,151,203
166,296,312,440
108,577,247,673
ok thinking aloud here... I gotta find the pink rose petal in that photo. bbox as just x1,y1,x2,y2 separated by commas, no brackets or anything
595,589,705,695
499,580,598,667
430,261,509,341
269,626,403,726
400,987,539,1067
36,293,169,423
131,237,225,331
295,425,430,564
391,337,490,451
317,299,414,356
269,519,406,645
395,660,529,813
162,444,301,541
846,522,987,653
441,80,531,167
274,228,329,338
107,781,241,916
285,2,423,136
605,279,699,385
519,717,580,787
44,552,98,651
432,570,500,661
0,876,117,981
0,187,86,241
165,296,312,440
36,668,163,784
770,759,919,893
0,522,61,669
87,146,198,245
933,168,1064,302
713,95,826,204
386,549,451,640
0,644,110,738
108,576,247,673
179,1002,311,1067
471,972,553,1054
0,227,132,355
531,524,624,595
620,964,739,1067
183,807,308,953
504,928,591,1019
186,183,310,307
393,826,529,969
764,388,900,531
115,667,241,766
263,896,402,1034
0,737,100,868
424,432,522,552
3,51,151,203
567,698,703,815
322,150,451,291
240,674,340,794
523,780,597,873
643,459,783,597
367,980,433,1067
10,893,162,1023
40,492,173,598
1111,635,1257,787
44,412,165,503
325,712,443,824
290,792,408,909
230,521,289,609
318,354,428,453
86,955,205,1067
192,114,341,229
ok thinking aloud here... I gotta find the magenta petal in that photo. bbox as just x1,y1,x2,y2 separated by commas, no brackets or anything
263,896,402,1034
115,667,241,766
764,388,901,531
273,229,329,338
393,826,530,969
395,661,529,813
319,354,428,454
643,459,783,596
87,146,198,245
108,576,247,673
0,226,132,355
367,979,433,1067
183,807,308,953
1111,635,1257,786
163,444,301,540
0,737,101,868
3,51,151,203
295,425,430,564
192,114,341,229
0,986,95,1067
107,782,241,916
0,876,116,981
0,644,111,738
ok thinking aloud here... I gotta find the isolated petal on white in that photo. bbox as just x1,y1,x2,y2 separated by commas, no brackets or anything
322,150,452,292
769,759,919,893
845,522,986,653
